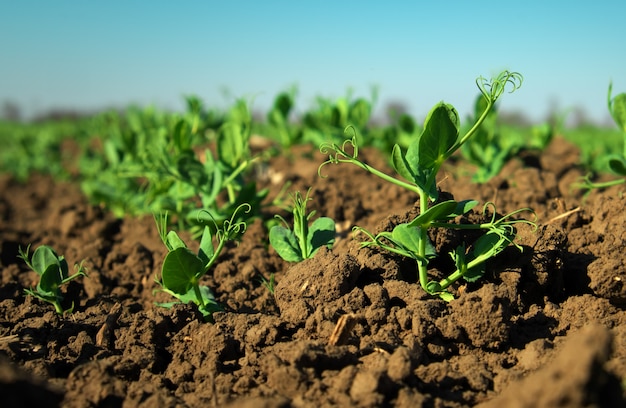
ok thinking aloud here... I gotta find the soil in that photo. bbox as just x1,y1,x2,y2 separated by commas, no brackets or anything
1,137,626,407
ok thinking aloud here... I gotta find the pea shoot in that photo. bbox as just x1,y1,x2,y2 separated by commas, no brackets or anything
18,245,87,315
319,71,536,301
269,189,335,262
154,204,251,320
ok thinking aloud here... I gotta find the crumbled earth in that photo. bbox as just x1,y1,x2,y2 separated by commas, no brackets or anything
1,137,625,407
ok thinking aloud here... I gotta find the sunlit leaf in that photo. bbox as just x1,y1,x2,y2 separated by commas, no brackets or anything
161,247,202,296
269,225,303,262
418,103,459,168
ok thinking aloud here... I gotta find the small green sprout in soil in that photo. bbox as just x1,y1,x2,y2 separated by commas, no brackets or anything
578,82,626,190
269,189,336,262
258,273,276,295
154,204,251,320
319,71,536,301
18,244,87,315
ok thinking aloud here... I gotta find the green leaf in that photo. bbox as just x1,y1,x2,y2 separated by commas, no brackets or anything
391,224,422,254
349,98,371,129
197,285,219,305
165,230,187,251
307,217,335,257
269,225,303,262
418,103,459,168
610,92,626,133
198,226,215,266
201,152,223,206
407,200,458,228
172,119,192,152
171,284,218,310
161,247,203,295
387,224,435,261
31,245,62,276
391,143,438,200
452,200,478,217
391,144,416,183
176,153,207,186
217,122,248,168
608,156,626,176
271,92,294,119
398,113,416,134
450,244,484,283
37,264,64,295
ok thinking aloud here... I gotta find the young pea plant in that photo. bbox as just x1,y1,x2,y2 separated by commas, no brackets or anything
154,203,251,321
269,189,336,262
578,82,626,190
319,71,535,301
18,245,87,315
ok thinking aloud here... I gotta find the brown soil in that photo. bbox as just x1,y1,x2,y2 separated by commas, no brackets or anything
1,137,626,407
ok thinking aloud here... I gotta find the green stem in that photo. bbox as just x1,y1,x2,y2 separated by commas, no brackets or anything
581,178,626,190
417,191,430,290
226,183,235,204
448,99,494,156
438,269,463,290
438,250,492,290
338,158,424,196
430,221,499,230
296,214,309,259
52,300,64,315
203,236,227,274
193,281,205,307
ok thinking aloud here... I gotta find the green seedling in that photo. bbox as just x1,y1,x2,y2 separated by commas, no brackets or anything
154,204,251,320
18,245,87,314
319,71,535,301
269,189,336,262
258,273,276,295
578,82,626,190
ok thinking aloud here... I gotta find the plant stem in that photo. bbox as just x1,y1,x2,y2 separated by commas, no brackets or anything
193,281,205,307
580,178,626,190
449,99,494,155
340,157,424,196
204,236,227,273
417,192,430,290
53,301,64,315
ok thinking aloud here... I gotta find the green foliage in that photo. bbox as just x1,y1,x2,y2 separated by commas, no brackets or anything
577,82,626,190
460,85,555,183
320,71,535,301
461,95,515,183
18,245,87,314
154,204,250,320
300,90,376,146
0,119,89,181
266,88,298,147
269,190,335,262
79,99,266,235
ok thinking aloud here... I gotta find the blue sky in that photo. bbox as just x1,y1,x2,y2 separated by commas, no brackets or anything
1,1,624,124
